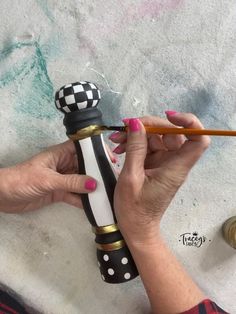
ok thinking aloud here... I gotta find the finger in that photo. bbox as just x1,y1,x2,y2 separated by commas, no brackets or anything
109,118,129,144
48,140,76,155
165,111,211,168
148,134,167,152
58,153,78,174
165,111,210,143
113,143,126,155
139,115,174,128
63,192,83,209
36,140,76,168
162,134,186,151
109,131,127,144
52,174,97,194
122,118,147,175
139,116,177,152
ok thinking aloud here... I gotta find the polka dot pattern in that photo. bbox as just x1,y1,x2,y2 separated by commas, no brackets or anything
124,272,131,280
108,268,115,275
103,254,109,261
97,246,138,283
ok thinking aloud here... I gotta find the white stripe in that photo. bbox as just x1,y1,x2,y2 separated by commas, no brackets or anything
79,137,115,226
101,136,118,180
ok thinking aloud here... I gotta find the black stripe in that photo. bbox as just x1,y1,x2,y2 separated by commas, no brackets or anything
74,141,97,226
95,230,123,244
199,302,207,314
0,305,16,314
214,303,228,313
0,289,28,314
91,135,117,222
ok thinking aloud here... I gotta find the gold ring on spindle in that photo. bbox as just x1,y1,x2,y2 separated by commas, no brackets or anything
96,240,125,251
68,125,103,141
92,224,119,235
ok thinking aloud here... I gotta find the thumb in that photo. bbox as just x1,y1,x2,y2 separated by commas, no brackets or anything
123,118,147,175
52,174,97,193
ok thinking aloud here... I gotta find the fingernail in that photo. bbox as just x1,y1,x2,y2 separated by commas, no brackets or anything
85,179,97,191
122,118,130,125
113,145,123,154
109,132,120,140
129,118,141,132
112,156,117,163
165,110,178,116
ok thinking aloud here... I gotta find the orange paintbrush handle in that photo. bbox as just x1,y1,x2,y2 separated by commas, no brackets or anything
105,126,236,136
143,127,236,136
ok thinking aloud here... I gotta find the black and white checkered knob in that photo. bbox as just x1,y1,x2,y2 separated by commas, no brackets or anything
55,81,101,114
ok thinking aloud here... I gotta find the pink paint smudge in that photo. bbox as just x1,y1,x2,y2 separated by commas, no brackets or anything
136,0,184,19
80,0,184,43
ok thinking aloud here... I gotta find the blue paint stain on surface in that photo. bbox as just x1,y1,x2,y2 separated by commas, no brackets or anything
35,0,55,23
15,41,55,119
0,40,58,120
0,41,32,63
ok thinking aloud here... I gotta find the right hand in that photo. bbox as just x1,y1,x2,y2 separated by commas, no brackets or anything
111,112,211,245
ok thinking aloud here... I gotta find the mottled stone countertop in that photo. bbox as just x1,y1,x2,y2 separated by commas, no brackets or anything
0,1,235,313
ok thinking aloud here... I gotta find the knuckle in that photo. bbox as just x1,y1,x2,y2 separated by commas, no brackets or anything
118,172,143,194
126,142,146,155
140,115,152,124
201,136,211,150
66,175,80,191
119,173,137,187
186,114,198,127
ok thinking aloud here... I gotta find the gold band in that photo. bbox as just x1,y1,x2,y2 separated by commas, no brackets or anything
222,216,236,249
68,125,103,141
92,224,119,235
96,239,126,251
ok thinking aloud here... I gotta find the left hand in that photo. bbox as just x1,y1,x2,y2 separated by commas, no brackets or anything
0,141,97,213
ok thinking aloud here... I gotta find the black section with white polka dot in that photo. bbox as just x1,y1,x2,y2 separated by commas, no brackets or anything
97,246,138,283
55,81,101,114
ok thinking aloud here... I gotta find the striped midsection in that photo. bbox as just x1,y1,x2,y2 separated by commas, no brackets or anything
79,136,116,226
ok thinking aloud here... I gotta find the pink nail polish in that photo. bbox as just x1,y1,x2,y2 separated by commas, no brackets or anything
129,118,141,132
165,110,178,116
85,179,97,191
109,132,120,140
122,118,130,125
112,156,117,163
113,145,123,154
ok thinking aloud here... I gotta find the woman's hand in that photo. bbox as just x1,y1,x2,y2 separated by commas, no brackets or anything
0,141,97,213
112,112,211,245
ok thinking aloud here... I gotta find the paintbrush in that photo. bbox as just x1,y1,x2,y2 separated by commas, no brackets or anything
101,126,236,136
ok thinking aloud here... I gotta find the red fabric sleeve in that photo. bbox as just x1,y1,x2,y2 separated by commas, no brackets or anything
180,299,229,314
